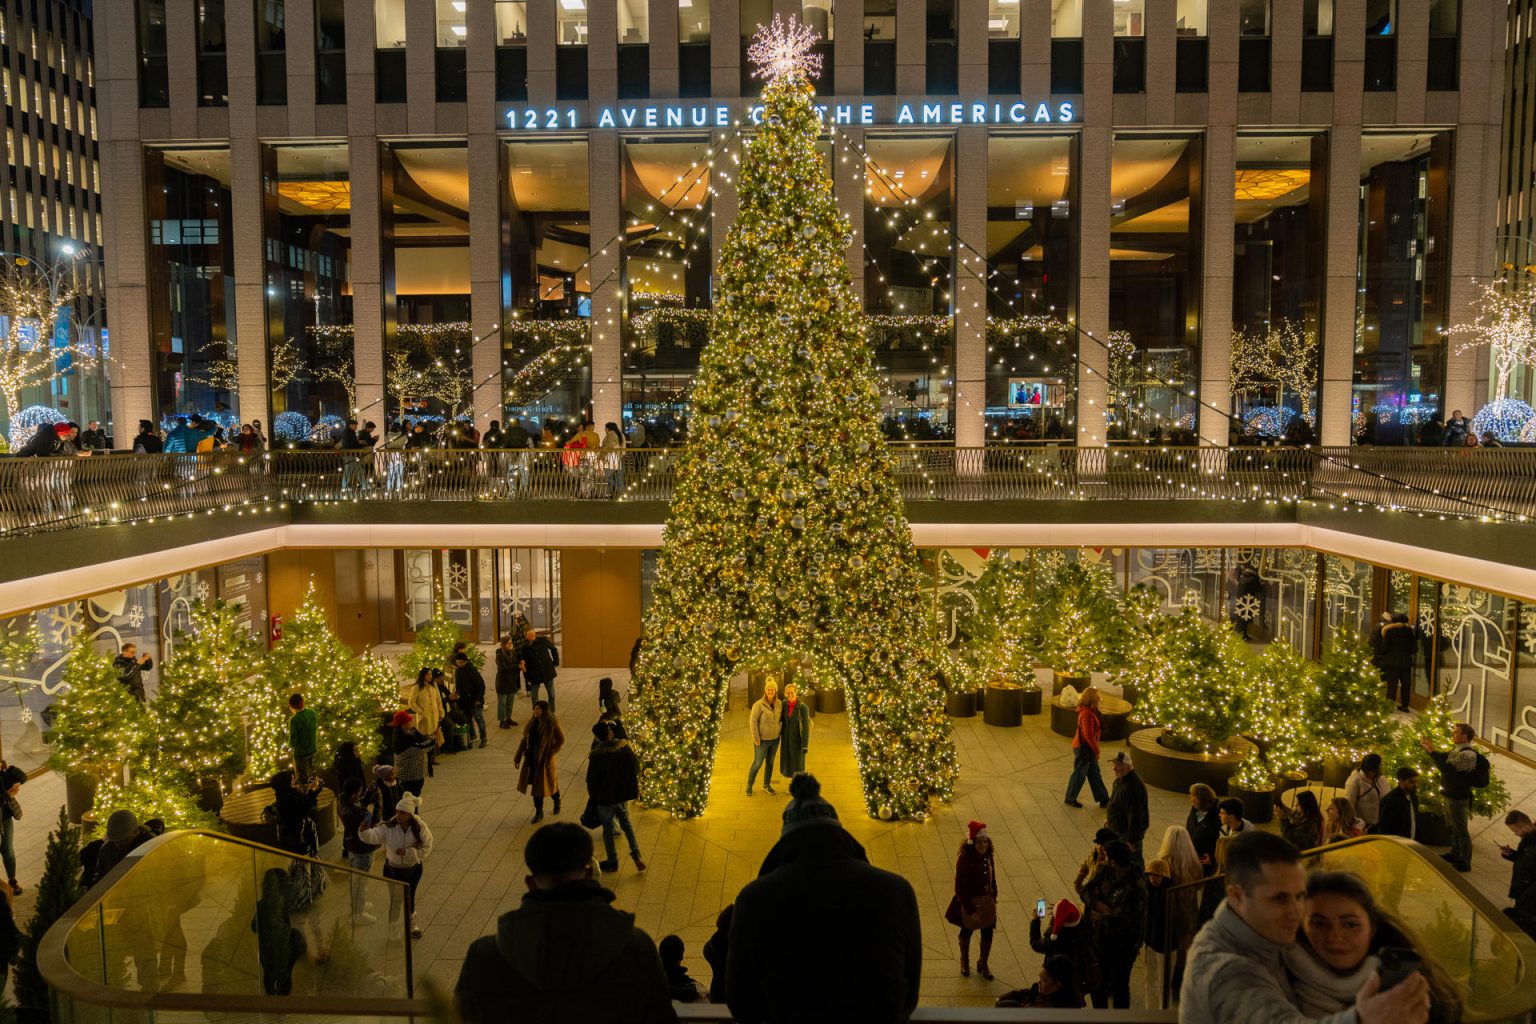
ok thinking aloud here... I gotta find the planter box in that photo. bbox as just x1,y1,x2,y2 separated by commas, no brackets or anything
1417,810,1452,847
65,773,97,825
1128,727,1258,795
945,691,978,718
815,688,845,715
983,685,1024,728
1322,757,1353,788
1229,782,1276,824
1020,689,1042,716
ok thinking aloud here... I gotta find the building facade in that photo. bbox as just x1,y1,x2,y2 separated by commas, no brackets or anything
0,0,105,436
98,0,1502,447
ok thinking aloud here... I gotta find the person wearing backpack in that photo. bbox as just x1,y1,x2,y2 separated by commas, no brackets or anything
1421,722,1488,873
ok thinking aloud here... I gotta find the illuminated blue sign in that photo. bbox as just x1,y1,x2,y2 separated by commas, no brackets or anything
503,99,1076,132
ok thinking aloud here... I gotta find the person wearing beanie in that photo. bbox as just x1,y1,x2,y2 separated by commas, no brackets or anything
86,809,154,887
585,720,646,874
14,420,66,458
372,762,400,817
391,709,435,798
1029,897,1100,995
944,821,999,979
358,790,433,939
726,773,922,1024
746,678,782,796
455,823,675,1024
1080,839,1146,1008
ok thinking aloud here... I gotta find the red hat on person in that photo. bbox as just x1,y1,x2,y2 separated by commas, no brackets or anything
53,423,71,436
390,709,414,728
1051,898,1081,936
967,820,988,842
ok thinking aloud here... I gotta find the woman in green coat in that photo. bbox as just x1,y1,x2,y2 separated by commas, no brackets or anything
779,681,813,777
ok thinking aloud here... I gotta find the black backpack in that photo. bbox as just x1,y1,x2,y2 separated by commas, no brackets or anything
1472,751,1491,789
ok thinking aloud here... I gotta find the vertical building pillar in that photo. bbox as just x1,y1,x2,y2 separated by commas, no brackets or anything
527,0,557,103
1320,125,1362,446
1075,2,1113,447
589,134,623,430
1200,1,1239,446
835,126,866,308
895,0,924,96
953,126,987,450
469,0,504,431
711,0,740,99
833,0,864,95
345,0,384,422
649,0,680,98
230,135,270,428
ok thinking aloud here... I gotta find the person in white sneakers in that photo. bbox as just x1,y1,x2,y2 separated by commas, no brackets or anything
358,791,434,939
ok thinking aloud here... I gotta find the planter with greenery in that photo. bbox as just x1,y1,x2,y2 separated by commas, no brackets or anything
1227,757,1277,824
46,639,153,823
1037,558,1125,696
401,602,485,680
1386,693,1511,823
953,551,1041,701
1305,632,1397,786
1121,588,1248,755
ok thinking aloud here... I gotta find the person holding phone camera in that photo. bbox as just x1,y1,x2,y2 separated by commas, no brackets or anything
1285,871,1460,1024
339,778,381,924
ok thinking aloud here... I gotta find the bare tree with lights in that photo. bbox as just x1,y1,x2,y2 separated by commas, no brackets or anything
1230,317,1320,420
1451,276,1536,402
0,255,98,425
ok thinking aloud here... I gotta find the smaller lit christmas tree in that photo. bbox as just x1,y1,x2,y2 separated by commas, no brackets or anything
152,599,263,787
14,807,83,1013
400,599,483,680
1386,693,1510,819
1122,587,1247,753
956,551,1038,690
1037,557,1125,678
1304,630,1396,763
1233,641,1317,790
91,773,219,831
47,638,153,785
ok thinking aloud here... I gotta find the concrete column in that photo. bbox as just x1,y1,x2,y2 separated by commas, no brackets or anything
587,0,618,106
1395,0,1428,123
1200,126,1236,446
895,0,924,95
1270,0,1302,124
165,0,198,137
469,130,504,429
1020,0,1051,103
953,126,987,450
230,135,269,427
833,0,864,95
711,0,741,99
1075,0,1113,447
344,0,383,422
1320,126,1361,446
285,0,317,135
527,0,557,103
1445,123,1498,418
406,0,437,132
649,0,680,97
956,0,986,97
1144,0,1176,124
834,125,866,307
589,135,623,430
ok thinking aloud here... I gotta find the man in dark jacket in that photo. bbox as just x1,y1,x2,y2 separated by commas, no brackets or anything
726,773,921,1023
112,643,153,701
454,822,675,1024
1080,839,1146,1009
504,417,530,449
1106,752,1149,861
1381,612,1416,711
586,722,646,874
78,421,108,451
1421,722,1480,871
1500,810,1536,936
520,628,560,715
453,652,488,749
1375,766,1420,839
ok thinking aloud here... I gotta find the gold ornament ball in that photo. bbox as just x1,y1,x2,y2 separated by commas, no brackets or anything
877,804,894,821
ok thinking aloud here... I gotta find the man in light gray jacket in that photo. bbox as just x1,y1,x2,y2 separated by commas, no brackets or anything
1181,831,1430,1024
746,679,782,796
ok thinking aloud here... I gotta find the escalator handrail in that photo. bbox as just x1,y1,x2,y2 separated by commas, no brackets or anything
38,827,428,1015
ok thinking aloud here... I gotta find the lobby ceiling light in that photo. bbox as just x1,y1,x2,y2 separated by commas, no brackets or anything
1233,167,1310,201
559,0,585,9
277,180,351,211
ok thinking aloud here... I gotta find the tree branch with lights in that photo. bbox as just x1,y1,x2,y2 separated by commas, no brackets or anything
1230,317,1319,421
0,256,97,425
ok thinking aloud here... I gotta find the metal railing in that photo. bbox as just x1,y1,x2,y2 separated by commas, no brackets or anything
1,446,1533,536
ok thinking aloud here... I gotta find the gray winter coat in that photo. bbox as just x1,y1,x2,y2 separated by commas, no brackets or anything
750,698,782,744
1180,902,1358,1024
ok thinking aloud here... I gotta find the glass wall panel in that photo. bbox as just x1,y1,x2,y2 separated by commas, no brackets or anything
1231,134,1325,441
804,0,833,38
435,0,466,46
503,139,592,437
1114,0,1145,36
1177,0,1207,34
1228,548,1316,652
866,135,956,440
137,0,169,106
1511,604,1536,758
1353,132,1451,444
1053,0,1082,36
196,0,227,106
255,0,286,105
1109,134,1202,442
1240,0,1271,34
266,142,351,422
496,1,527,43
621,138,713,444
618,0,648,43
679,0,709,42
1305,0,1334,33
985,133,1076,442
1367,0,1395,33
315,0,345,103
865,0,895,38
375,0,407,101
1129,547,1224,618
1322,554,1372,646
145,146,237,423
382,142,472,432
986,0,1018,37
556,2,587,44
376,0,405,46
1434,584,1514,748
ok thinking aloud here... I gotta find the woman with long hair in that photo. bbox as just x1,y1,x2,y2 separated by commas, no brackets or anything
1185,783,1222,874
514,700,565,823
1283,789,1327,850
357,791,433,940
407,667,445,746
1146,826,1202,1003
1326,796,1367,843
1287,870,1458,1023
943,821,999,979
1064,686,1109,809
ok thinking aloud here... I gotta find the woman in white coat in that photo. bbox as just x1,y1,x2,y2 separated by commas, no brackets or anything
357,791,434,939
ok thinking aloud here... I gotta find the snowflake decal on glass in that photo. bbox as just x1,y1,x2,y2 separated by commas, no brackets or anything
1419,606,1437,634
1194,549,1221,570
18,706,31,725
747,14,823,83
195,580,211,600
447,564,471,598
511,562,523,575
41,604,83,645
126,605,146,630
1523,607,1536,653
1234,594,1261,621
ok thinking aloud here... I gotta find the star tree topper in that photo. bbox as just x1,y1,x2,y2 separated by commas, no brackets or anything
748,14,823,83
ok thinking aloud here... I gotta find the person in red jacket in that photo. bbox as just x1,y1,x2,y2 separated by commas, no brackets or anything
944,820,1000,979
1065,686,1110,809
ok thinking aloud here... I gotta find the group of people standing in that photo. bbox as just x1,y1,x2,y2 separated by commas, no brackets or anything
744,678,813,795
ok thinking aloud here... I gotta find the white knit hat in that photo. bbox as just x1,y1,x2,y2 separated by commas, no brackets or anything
396,792,420,815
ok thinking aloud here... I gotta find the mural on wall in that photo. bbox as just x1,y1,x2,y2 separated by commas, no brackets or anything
1439,584,1515,754
1130,547,1224,618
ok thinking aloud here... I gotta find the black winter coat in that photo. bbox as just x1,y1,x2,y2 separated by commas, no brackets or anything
1028,916,1100,991
1381,621,1416,669
727,823,921,1023
585,739,640,805
494,646,521,695
455,880,675,1024
522,636,560,684
15,430,61,457
455,664,486,711
1185,807,1221,873
112,654,152,701
1107,770,1149,845
1506,832,1536,909
1375,787,1418,839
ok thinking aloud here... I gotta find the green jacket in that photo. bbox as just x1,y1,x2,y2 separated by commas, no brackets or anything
289,708,318,758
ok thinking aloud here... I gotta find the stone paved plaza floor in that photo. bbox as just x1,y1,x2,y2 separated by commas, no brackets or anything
10,667,1536,1009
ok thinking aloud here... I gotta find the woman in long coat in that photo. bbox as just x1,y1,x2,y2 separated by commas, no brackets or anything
514,701,564,823
944,821,999,979
779,681,812,777
408,667,445,742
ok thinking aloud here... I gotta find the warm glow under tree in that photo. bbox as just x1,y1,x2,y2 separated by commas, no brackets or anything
629,17,957,820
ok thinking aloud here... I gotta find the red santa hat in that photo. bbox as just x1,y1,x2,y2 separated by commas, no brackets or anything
967,820,988,842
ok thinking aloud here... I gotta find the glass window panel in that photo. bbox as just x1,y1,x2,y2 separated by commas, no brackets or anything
496,1,527,44
1322,554,1372,646
985,133,1076,442
1114,0,1145,37
1353,133,1451,444
617,0,648,43
376,0,405,47
1304,0,1334,35
741,0,772,40
503,139,592,434
1177,0,1206,36
1367,0,1394,35
1052,0,1081,36
1435,584,1513,746
1109,134,1202,442
1130,548,1224,618
1428,0,1457,35
804,0,833,40
435,0,466,46
986,0,1019,38
866,134,956,440
1512,604,1536,758
1231,134,1324,440
865,0,896,40
679,0,709,43
556,1,587,45
1228,548,1315,652
1240,0,1270,35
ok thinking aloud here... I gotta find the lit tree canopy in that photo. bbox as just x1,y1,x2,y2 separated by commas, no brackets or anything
1450,276,1536,402
1230,317,1320,419
0,255,97,424
152,599,263,785
955,550,1038,691
47,639,153,784
630,18,957,820
1304,630,1396,762
1121,587,1247,753
1036,557,1126,677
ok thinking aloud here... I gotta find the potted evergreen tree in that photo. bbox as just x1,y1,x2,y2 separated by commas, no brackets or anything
1305,631,1397,786
1122,589,1248,755
1037,558,1125,697
955,551,1041,718
14,807,83,1023
1386,693,1510,846
46,638,152,823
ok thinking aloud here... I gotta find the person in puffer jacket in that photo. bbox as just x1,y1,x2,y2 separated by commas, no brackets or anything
454,823,675,1024
357,791,433,939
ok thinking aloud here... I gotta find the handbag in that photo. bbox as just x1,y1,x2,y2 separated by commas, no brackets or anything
961,893,997,931
580,798,601,830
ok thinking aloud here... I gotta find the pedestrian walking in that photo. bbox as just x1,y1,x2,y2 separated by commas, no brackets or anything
357,791,433,939
746,679,782,795
453,652,488,748
515,700,564,823
944,820,999,979
585,721,647,874
1065,686,1110,809
778,681,812,777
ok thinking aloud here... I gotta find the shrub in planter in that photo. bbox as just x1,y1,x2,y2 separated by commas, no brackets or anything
46,638,153,796
953,551,1040,698
1239,641,1317,779
1038,558,1125,687
1228,757,1277,824
1304,631,1396,768
1121,588,1248,754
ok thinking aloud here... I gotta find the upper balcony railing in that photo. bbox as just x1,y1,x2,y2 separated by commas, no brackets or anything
1,445,1533,537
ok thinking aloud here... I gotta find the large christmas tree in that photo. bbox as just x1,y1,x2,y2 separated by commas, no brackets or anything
630,17,957,820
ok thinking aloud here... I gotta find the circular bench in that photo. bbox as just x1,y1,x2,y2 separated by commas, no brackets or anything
1050,694,1134,742
1127,727,1257,794
219,786,337,848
